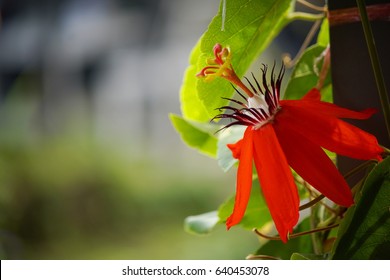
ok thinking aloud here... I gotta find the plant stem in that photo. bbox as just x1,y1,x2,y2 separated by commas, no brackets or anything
297,0,326,12
382,145,390,155
343,159,377,179
299,194,325,211
283,19,322,68
253,224,339,241
356,0,390,141
287,12,324,22
246,254,281,260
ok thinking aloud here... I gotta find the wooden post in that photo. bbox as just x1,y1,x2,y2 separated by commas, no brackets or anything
328,0,390,184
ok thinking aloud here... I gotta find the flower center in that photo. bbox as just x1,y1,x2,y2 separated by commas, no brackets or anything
197,43,285,132
248,95,280,130
248,95,269,114
210,64,284,131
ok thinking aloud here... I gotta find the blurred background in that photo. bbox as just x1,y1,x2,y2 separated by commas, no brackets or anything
0,0,315,259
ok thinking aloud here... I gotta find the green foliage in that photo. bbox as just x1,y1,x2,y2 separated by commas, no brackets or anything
218,182,272,230
317,18,329,47
217,126,245,172
283,18,331,102
170,114,218,157
184,211,219,235
332,157,390,259
284,44,331,101
180,40,210,122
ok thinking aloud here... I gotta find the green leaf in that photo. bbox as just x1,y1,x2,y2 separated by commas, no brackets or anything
184,211,219,235
180,40,210,122
332,157,390,259
284,44,332,102
255,218,313,260
169,114,218,157
218,181,272,230
317,18,329,47
217,126,245,172
181,0,293,121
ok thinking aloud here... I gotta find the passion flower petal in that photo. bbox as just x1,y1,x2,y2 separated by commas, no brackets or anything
226,127,254,229
278,101,383,161
289,88,379,120
252,125,300,242
274,121,354,207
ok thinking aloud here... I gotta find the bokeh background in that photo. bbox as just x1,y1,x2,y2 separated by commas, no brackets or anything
0,0,313,259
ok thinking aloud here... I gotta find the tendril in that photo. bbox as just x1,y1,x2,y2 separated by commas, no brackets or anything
246,254,281,260
253,223,339,241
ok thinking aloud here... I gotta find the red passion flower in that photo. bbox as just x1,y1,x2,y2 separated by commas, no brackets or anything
197,44,384,242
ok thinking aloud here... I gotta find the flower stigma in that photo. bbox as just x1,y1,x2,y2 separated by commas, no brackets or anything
197,44,255,98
